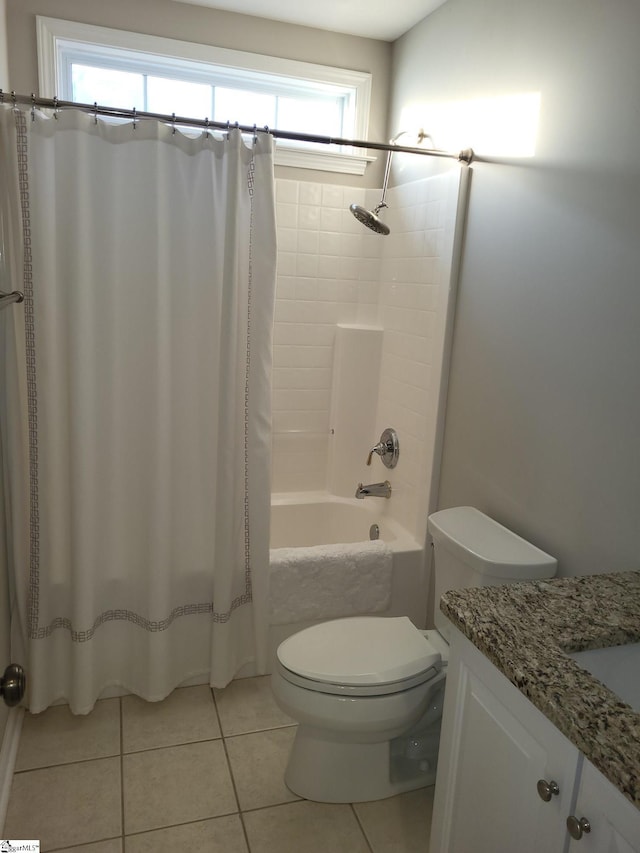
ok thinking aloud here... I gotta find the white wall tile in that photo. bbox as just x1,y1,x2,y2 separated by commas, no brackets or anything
297,230,319,254
278,228,298,253
295,254,318,277
276,181,299,203
298,205,321,230
273,367,332,390
277,253,296,276
274,345,333,368
272,173,461,521
320,208,343,232
276,202,298,229
298,182,322,206
273,322,336,347
321,185,344,208
272,409,330,434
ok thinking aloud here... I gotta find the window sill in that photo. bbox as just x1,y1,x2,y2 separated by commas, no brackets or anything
275,146,374,175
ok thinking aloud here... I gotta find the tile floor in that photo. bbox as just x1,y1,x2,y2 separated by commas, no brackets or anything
3,676,434,852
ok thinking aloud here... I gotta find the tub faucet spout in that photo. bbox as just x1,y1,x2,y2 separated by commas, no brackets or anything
355,480,392,499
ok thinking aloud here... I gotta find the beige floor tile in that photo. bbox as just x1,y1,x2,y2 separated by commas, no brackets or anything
353,786,435,853
4,757,121,851
225,727,299,811
125,814,248,853
122,740,237,835
15,699,121,771
51,840,122,853
122,685,220,752
243,800,370,853
213,675,293,736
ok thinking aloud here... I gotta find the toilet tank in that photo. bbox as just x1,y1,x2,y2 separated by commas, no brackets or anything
427,507,557,643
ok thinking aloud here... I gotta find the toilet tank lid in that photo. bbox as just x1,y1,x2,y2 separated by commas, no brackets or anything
277,616,441,685
427,506,557,579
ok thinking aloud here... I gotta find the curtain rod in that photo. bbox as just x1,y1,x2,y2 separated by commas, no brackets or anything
0,290,24,311
1,91,474,164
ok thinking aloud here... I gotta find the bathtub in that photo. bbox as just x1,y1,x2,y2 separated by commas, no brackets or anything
265,491,427,669
270,491,416,550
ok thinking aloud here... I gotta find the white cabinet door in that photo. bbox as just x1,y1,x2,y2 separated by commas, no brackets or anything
431,629,580,853
568,759,640,853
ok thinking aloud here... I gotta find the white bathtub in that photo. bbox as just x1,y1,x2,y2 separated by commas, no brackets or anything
265,491,427,669
270,491,416,550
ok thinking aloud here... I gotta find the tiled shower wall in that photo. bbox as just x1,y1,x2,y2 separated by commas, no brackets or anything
375,171,463,540
272,181,383,492
272,170,464,543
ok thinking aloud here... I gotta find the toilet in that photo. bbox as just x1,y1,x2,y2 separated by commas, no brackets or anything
271,506,557,803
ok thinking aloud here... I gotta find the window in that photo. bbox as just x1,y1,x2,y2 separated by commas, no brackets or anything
37,17,374,175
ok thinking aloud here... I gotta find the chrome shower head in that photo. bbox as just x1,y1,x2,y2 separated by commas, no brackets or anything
348,130,428,236
349,203,390,236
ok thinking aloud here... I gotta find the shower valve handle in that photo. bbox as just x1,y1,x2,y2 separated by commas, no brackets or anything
366,442,386,466
366,428,399,469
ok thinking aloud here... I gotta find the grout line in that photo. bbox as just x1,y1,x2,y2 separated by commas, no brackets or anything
120,734,223,756
122,810,239,840
350,803,375,853
211,687,252,852
48,834,123,852
119,697,125,850
238,796,304,817
223,722,297,742
13,752,121,774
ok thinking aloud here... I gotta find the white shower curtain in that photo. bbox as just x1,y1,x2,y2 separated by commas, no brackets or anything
0,106,276,713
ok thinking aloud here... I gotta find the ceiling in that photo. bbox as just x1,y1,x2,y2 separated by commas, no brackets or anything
170,0,448,41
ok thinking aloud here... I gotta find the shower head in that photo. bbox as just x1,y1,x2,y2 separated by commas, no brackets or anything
349,130,429,236
349,203,391,236
348,130,410,236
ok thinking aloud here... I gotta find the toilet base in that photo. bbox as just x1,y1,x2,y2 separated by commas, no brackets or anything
284,724,437,803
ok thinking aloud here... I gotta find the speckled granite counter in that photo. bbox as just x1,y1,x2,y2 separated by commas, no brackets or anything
440,571,640,808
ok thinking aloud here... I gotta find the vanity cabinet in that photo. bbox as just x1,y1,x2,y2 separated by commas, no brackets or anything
568,760,640,853
430,627,640,853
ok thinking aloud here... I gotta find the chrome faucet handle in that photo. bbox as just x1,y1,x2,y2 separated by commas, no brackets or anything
366,442,386,466
365,428,399,469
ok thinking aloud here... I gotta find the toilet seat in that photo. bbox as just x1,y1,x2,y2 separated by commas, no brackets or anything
276,616,442,697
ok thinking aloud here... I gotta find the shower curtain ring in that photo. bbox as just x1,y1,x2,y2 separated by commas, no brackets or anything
53,96,59,119
172,112,176,134
93,102,98,125
253,124,258,145
132,107,137,131
204,117,210,138
0,90,4,104
31,93,36,121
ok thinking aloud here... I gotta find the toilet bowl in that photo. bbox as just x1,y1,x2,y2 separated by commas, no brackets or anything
271,507,557,804
271,616,447,803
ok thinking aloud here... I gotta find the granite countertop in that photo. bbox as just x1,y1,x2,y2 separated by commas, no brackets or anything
440,571,640,808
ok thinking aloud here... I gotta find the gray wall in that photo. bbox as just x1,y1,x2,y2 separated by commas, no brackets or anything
6,0,391,187
391,0,640,577
0,0,10,740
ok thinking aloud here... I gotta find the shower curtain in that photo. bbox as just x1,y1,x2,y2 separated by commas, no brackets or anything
0,106,276,713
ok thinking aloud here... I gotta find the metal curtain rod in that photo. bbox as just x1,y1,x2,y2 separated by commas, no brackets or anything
0,290,24,311
1,91,474,164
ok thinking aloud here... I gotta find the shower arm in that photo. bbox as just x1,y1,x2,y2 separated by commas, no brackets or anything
374,150,393,214
373,131,409,214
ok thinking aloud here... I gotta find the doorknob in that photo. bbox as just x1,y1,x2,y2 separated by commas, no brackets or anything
1,663,26,707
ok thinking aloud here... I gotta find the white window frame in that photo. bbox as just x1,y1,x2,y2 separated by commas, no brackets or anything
36,16,374,175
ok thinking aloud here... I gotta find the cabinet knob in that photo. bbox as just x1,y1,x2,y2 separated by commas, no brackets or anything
566,815,591,840
536,779,560,802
